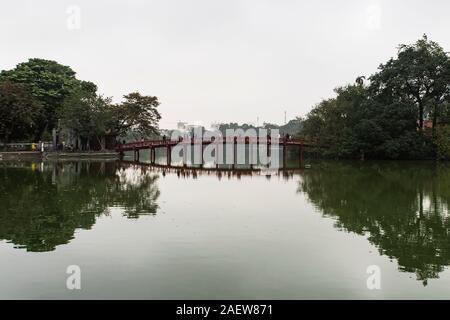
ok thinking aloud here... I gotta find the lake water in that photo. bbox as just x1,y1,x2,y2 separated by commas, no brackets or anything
1,157,450,299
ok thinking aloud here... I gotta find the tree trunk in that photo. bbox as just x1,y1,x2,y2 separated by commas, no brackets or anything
95,136,105,151
419,104,424,132
432,104,438,137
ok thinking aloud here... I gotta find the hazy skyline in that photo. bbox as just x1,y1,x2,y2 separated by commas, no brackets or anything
2,0,450,129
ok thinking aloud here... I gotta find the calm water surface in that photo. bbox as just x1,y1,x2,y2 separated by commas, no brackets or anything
1,158,450,299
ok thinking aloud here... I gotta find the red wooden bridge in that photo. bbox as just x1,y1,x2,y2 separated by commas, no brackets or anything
116,137,313,166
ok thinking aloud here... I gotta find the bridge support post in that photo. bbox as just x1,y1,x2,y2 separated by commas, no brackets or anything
150,148,155,164
183,143,187,167
200,143,204,168
233,137,237,166
134,149,140,162
167,146,171,166
299,144,304,167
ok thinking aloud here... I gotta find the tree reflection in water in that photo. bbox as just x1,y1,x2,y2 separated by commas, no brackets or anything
0,162,160,252
298,161,450,285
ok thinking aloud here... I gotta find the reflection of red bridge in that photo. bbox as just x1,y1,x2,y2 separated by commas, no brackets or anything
119,161,306,180
116,138,313,165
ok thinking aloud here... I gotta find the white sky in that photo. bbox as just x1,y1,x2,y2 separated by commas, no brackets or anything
2,0,450,129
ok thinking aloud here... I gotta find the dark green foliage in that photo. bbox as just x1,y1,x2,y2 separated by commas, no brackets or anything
218,119,302,137
0,59,161,146
111,92,161,138
434,125,450,159
0,59,96,137
301,35,450,160
0,82,42,142
59,89,113,149
59,90,161,148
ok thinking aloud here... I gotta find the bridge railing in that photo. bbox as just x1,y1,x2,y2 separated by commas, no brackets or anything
117,137,307,151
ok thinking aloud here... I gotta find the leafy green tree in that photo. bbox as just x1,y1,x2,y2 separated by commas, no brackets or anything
59,90,95,144
0,58,96,137
111,92,161,137
0,82,42,142
301,85,370,158
60,90,161,148
59,89,113,150
370,35,450,132
302,84,428,159
434,125,450,159
301,35,450,160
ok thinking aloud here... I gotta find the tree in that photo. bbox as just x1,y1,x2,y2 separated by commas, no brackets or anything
111,92,161,137
434,125,450,160
59,89,113,150
370,35,450,132
0,60,161,146
60,91,161,149
301,85,370,158
0,58,97,137
0,82,42,143
301,83,429,159
301,35,450,160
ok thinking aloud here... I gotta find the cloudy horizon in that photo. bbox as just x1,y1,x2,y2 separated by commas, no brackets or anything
2,0,450,129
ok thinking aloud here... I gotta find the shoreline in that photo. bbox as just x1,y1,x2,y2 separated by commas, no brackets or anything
0,151,119,161
0,151,446,163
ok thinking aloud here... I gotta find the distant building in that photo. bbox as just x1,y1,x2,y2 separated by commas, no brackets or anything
424,120,433,130
176,122,203,134
177,122,187,131
417,120,433,131
210,123,221,131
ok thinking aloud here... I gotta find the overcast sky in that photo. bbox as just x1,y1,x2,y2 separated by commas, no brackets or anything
2,0,450,128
